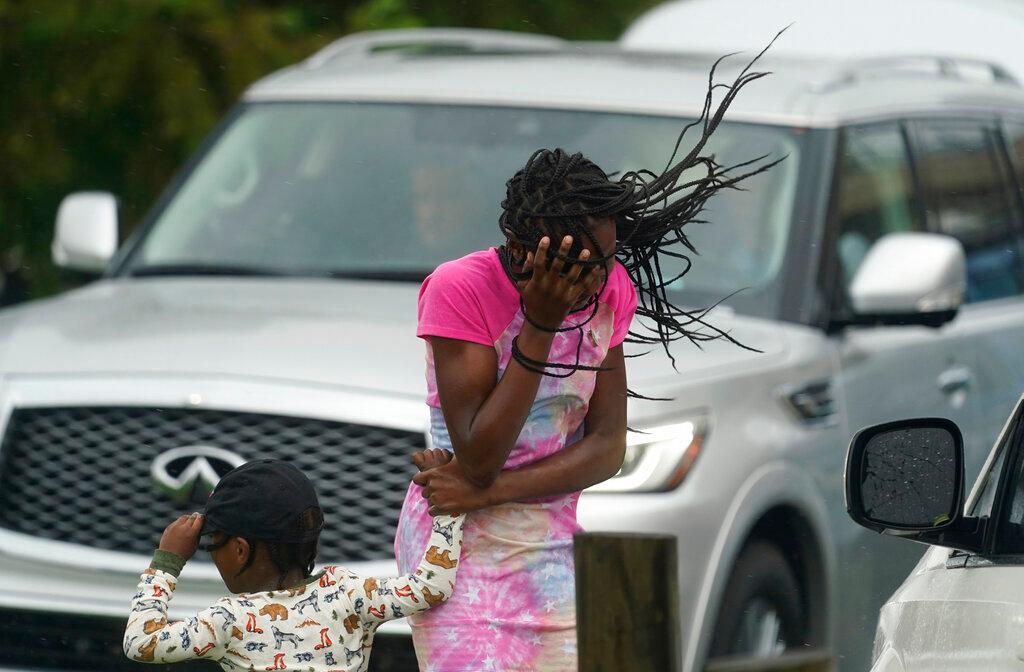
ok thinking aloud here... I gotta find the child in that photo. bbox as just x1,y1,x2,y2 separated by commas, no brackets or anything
124,450,461,672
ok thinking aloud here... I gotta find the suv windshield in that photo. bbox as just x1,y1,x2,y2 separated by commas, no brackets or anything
120,102,806,317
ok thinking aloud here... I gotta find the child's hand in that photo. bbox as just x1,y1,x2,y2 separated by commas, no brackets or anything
158,512,204,560
412,448,453,472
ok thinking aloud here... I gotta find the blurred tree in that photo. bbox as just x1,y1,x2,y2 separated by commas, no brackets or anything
0,0,658,298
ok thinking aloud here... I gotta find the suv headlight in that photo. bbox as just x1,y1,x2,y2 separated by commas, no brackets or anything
587,417,706,492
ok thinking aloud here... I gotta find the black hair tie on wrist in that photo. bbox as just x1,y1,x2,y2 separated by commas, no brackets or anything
510,335,608,378
519,295,601,334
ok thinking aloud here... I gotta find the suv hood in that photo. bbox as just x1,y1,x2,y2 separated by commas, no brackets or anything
0,278,788,397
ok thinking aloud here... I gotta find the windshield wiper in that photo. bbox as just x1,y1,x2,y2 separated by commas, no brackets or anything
326,270,429,282
127,263,290,278
127,264,429,282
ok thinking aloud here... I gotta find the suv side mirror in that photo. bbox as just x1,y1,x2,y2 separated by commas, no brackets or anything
51,192,119,274
846,418,982,553
848,232,965,328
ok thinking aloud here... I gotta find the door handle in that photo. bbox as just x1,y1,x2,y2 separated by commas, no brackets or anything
938,367,973,395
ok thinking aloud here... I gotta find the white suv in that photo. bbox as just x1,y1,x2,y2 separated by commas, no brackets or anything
2,29,1024,672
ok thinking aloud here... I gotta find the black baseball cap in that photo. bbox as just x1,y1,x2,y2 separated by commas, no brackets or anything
201,459,324,543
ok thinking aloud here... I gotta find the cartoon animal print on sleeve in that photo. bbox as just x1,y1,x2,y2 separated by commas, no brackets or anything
363,578,378,601
259,603,289,621
293,589,320,614
344,647,363,665
271,625,303,649
420,586,446,608
425,546,458,569
343,513,465,627
123,568,239,664
313,627,333,650
343,613,361,634
432,517,456,545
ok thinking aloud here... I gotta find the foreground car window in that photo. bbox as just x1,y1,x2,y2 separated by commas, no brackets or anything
121,102,805,318
986,406,1024,554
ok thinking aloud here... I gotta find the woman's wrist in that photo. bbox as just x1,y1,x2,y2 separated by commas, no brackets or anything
482,475,510,508
515,322,556,361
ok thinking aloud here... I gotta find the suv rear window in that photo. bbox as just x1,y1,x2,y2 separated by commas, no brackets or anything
913,120,1023,303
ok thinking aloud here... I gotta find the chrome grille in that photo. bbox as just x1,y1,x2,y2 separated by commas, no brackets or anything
0,407,423,561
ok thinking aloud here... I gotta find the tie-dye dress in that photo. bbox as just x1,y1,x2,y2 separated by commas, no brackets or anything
395,247,637,672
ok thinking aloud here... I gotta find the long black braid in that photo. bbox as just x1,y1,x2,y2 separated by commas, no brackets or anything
498,34,786,398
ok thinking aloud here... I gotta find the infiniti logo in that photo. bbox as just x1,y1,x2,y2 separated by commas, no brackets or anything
151,445,246,505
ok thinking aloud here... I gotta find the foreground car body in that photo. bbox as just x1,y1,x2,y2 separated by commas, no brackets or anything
847,395,1024,671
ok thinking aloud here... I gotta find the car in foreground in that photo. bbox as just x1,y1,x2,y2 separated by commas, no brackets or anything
847,392,1024,671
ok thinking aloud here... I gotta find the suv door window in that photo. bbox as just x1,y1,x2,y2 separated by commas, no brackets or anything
913,121,1022,302
834,123,923,296
1007,122,1024,190
1004,121,1024,269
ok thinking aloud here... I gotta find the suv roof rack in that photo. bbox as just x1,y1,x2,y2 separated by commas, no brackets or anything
829,55,1019,89
305,28,566,69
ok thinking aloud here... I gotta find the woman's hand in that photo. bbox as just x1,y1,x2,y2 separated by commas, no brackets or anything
413,460,491,516
517,235,603,330
158,512,204,560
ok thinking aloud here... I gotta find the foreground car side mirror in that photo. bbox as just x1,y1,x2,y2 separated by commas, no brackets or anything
846,418,983,553
847,232,966,328
51,191,119,274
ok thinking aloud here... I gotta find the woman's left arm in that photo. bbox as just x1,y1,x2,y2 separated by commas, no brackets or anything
417,345,627,513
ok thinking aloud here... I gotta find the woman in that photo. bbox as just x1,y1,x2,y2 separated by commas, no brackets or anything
395,46,781,672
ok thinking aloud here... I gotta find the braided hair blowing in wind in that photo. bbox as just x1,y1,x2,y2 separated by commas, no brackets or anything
498,34,787,399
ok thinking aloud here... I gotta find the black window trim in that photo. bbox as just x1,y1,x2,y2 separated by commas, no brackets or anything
815,125,846,333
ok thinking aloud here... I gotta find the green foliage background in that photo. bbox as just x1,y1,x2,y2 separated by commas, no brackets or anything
0,0,660,298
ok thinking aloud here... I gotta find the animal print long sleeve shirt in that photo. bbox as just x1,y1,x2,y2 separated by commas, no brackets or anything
123,514,463,672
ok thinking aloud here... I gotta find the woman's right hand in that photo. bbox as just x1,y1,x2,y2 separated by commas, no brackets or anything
517,235,603,330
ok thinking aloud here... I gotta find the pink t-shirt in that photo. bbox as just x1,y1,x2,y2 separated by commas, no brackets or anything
416,247,638,407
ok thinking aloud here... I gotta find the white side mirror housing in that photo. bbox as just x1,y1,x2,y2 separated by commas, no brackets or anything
52,192,119,274
849,232,965,325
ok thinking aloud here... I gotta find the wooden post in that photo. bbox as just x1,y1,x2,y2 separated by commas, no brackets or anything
575,532,680,672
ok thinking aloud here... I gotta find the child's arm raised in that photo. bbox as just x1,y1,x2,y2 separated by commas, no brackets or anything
123,514,239,664
343,512,465,627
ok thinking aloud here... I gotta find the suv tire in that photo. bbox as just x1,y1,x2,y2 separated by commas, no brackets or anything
709,541,807,659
